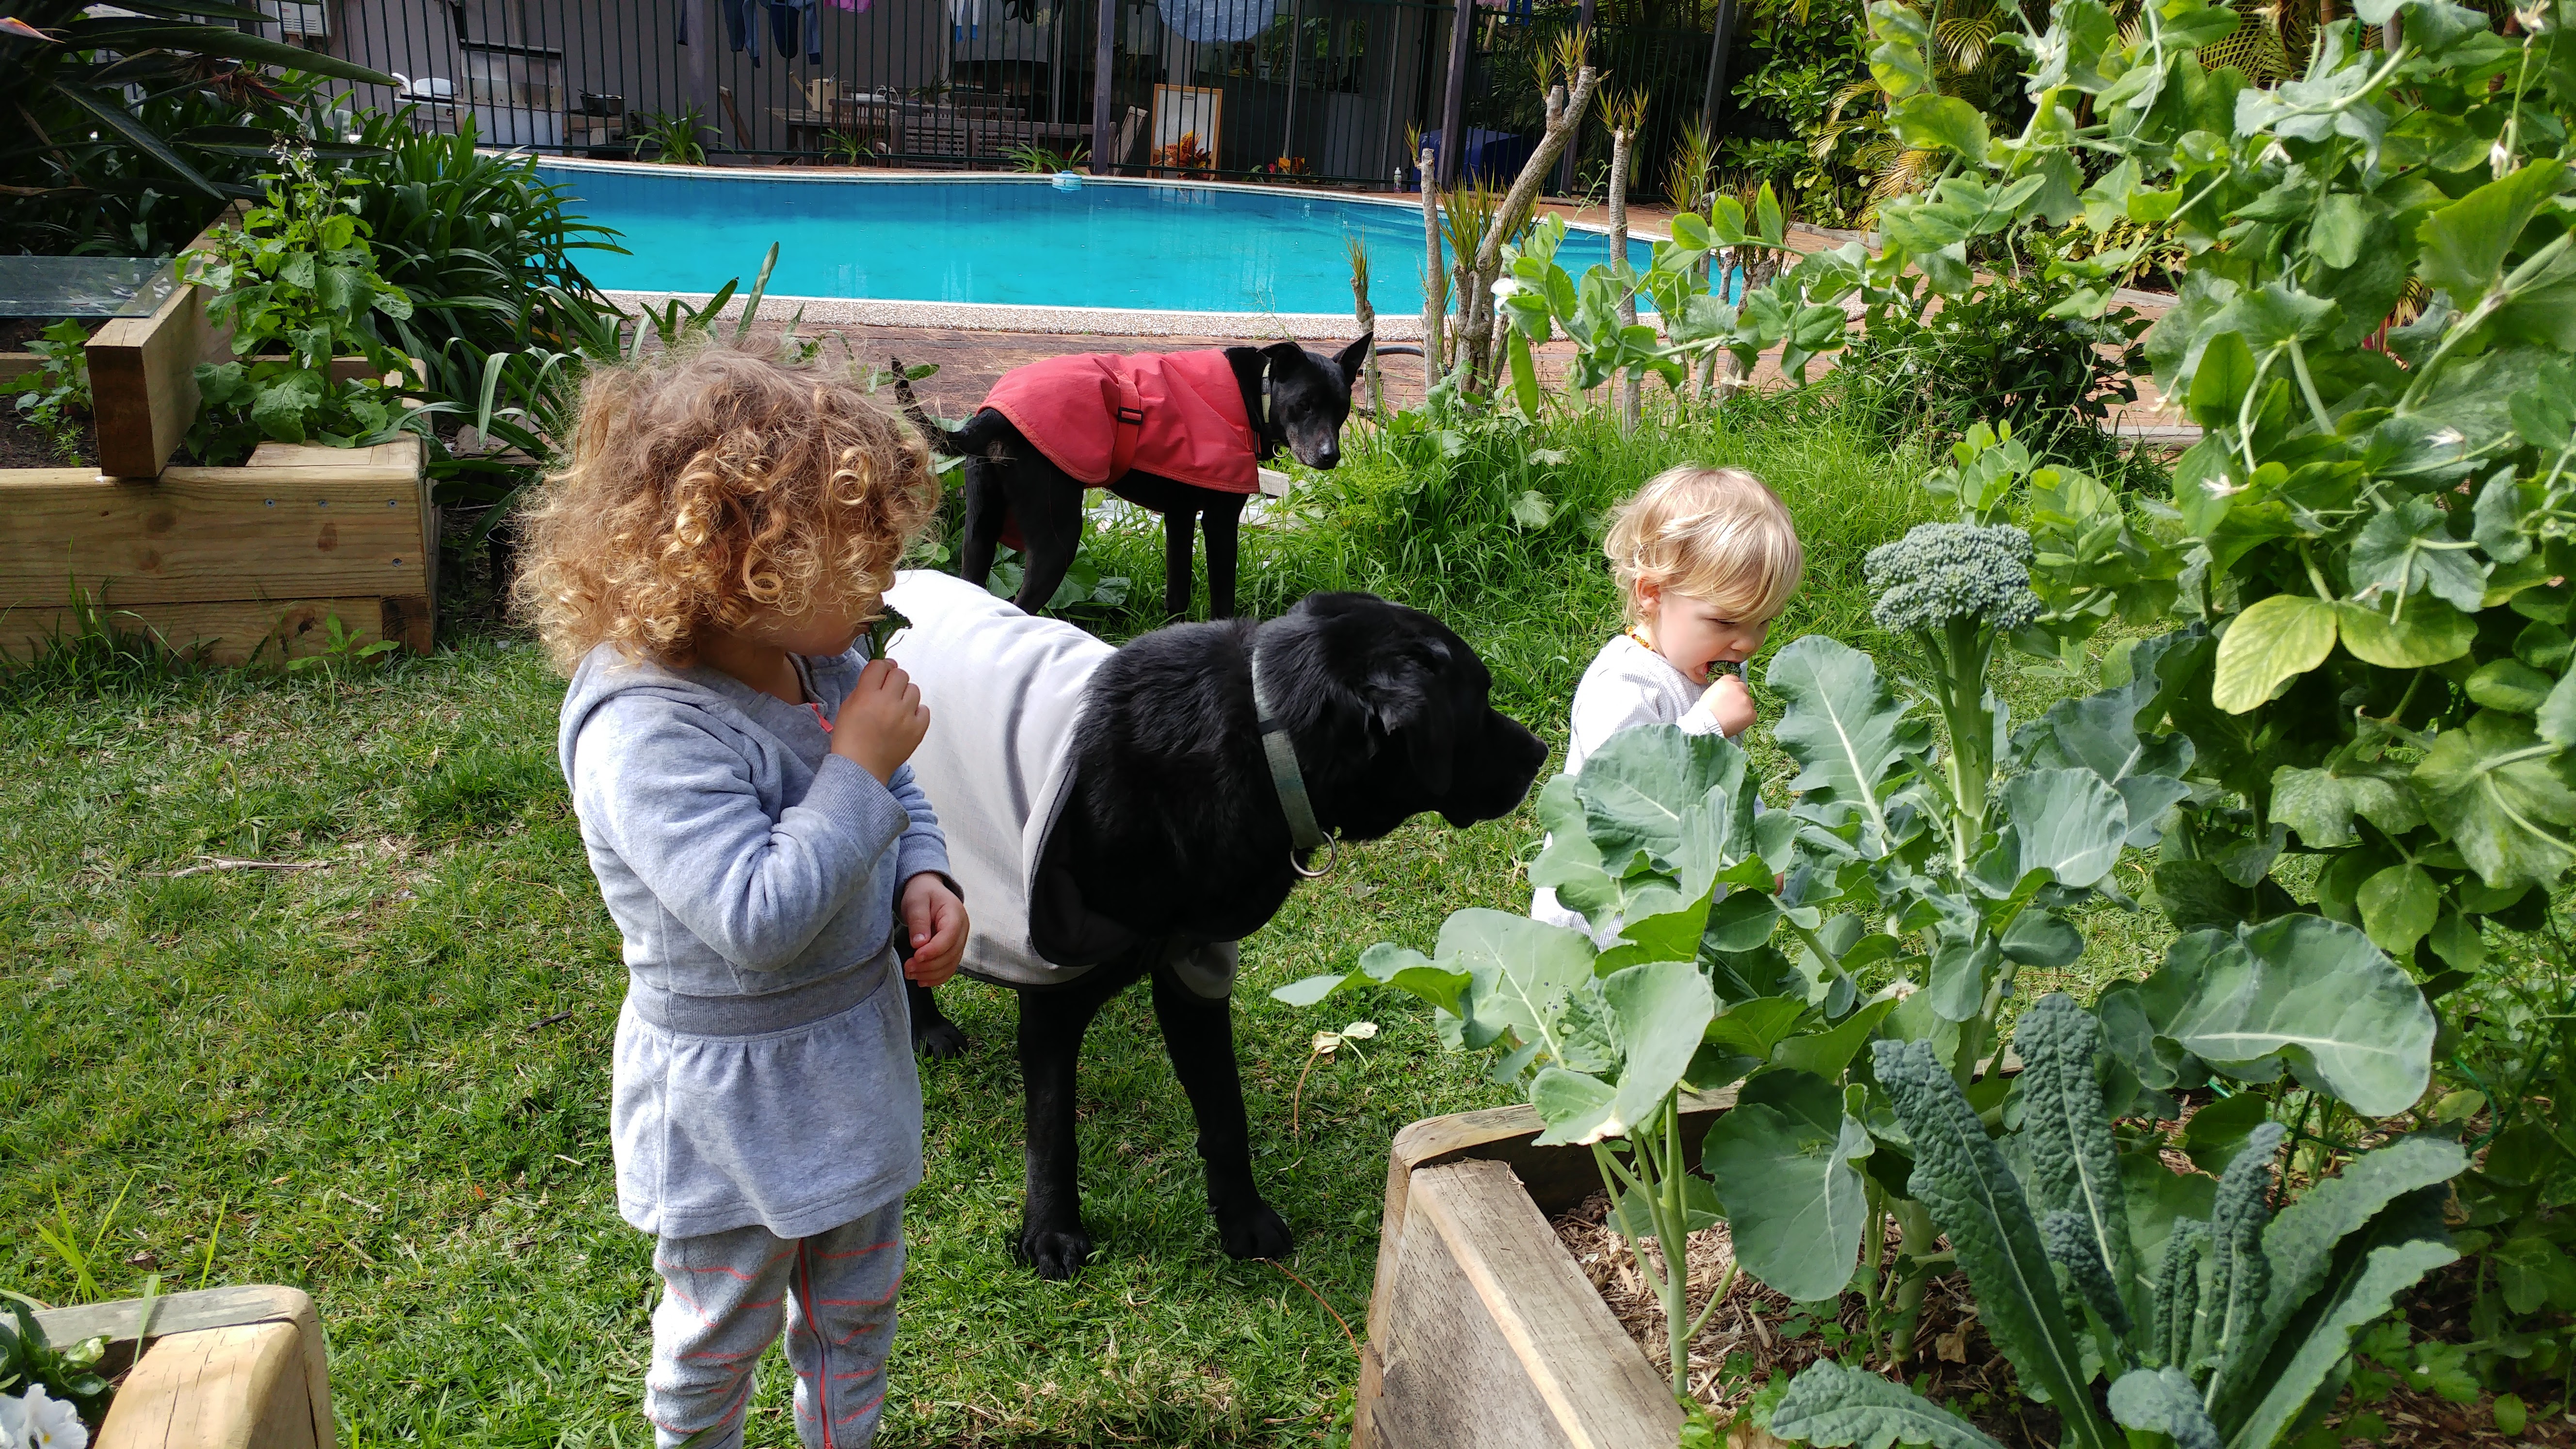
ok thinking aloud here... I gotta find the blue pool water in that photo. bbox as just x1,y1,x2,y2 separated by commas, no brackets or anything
540,165,1674,316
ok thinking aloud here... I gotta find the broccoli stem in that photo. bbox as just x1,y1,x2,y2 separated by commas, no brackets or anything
1927,617,1998,876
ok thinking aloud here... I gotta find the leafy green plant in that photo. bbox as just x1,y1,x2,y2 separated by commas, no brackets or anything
342,109,625,362
1833,230,2147,450
1003,141,1089,173
0,1,393,257
9,321,92,464
1770,994,2461,1449
820,130,876,165
183,138,418,459
635,108,709,166
281,614,400,677
0,1295,110,1426
1277,726,1767,1390
1675,0,2576,1086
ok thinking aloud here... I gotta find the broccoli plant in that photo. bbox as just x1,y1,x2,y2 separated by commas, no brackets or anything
1278,726,1761,1391
1771,993,2462,1449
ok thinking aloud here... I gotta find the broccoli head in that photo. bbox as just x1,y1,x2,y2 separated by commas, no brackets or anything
1865,522,2043,634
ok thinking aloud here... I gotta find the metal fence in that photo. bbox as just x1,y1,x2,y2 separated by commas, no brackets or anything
294,0,1724,195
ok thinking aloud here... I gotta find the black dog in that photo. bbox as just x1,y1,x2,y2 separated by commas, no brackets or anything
892,338,1371,620
886,580,1546,1278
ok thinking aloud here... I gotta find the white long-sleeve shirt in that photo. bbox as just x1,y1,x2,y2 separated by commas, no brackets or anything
1532,634,1729,935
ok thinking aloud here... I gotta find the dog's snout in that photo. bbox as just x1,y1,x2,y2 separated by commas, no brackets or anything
1316,445,1340,468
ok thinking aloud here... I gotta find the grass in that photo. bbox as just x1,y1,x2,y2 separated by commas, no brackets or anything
0,395,2173,1447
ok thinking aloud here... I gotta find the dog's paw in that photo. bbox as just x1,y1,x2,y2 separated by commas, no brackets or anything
1217,1201,1294,1262
1014,1221,1094,1280
912,1018,968,1059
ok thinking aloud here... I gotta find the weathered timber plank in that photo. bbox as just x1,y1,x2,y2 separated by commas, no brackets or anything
84,208,241,480
0,597,397,665
0,455,428,607
38,1285,333,1449
1374,1160,1682,1449
96,1322,315,1449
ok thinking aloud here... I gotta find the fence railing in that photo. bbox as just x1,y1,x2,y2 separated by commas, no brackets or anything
295,0,1724,196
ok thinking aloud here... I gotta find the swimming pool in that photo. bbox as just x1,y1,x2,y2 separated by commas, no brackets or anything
537,163,1672,319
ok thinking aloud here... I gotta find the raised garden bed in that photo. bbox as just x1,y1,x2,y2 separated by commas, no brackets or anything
1352,1091,1740,1449
2,201,436,667
0,435,435,665
32,1285,334,1449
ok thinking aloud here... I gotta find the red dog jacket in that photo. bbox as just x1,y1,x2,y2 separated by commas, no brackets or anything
980,351,1261,495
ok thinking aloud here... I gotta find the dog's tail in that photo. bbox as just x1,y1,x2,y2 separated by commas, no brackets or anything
889,357,976,457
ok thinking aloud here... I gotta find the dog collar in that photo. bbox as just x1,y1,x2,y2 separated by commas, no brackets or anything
1249,644,1337,878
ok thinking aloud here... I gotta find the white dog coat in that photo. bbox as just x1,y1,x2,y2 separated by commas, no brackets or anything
882,570,1240,999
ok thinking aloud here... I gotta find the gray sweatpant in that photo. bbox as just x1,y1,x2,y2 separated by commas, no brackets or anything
645,1198,904,1449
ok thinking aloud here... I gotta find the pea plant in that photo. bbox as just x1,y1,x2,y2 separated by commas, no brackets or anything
184,138,419,461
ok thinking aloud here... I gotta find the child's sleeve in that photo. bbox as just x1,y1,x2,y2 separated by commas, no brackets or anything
885,762,957,898
575,699,912,972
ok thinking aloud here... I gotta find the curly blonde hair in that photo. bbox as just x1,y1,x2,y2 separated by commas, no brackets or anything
512,342,941,673
1603,465,1804,626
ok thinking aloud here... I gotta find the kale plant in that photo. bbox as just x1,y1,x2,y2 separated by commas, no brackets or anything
1772,994,2460,1449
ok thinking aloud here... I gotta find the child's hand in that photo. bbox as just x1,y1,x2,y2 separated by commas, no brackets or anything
900,873,967,987
1704,672,1757,739
832,659,930,784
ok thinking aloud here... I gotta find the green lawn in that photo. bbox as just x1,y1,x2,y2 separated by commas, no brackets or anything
0,400,2173,1447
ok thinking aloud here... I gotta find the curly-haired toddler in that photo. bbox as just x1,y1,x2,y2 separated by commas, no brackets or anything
1533,464,1803,934
516,342,966,1449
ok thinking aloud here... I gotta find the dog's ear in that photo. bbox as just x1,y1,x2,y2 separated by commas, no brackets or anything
1366,638,1456,795
1334,334,1373,387
1260,341,1307,377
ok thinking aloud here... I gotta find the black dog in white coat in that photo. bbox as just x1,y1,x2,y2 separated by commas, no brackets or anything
882,570,1546,1278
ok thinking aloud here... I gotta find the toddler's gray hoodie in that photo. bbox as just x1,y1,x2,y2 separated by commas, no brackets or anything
558,641,949,1240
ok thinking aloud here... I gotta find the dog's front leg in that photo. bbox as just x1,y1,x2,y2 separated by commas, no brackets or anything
1149,968,1293,1261
1012,970,1123,1278
1160,506,1199,620
1199,493,1244,620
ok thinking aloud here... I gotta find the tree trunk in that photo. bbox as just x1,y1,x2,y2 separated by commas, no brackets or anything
1464,69,1601,390
1419,146,1443,397
1352,288,1382,418
1610,126,1638,432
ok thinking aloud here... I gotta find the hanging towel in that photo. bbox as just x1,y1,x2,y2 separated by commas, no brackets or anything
1156,0,1277,45
950,0,981,39
978,350,1261,493
881,570,1240,1000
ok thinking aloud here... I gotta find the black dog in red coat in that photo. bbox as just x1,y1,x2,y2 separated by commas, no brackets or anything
892,338,1371,620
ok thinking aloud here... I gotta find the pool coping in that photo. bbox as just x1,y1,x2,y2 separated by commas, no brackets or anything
535,156,1618,339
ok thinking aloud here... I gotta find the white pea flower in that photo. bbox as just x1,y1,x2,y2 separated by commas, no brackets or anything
18,1386,88,1449
0,1393,28,1449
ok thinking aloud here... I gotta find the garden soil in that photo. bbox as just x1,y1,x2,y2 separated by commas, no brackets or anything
0,408,92,468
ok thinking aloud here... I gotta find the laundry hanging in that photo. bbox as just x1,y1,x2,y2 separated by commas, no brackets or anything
950,0,981,40
678,0,765,65
1155,0,1277,44
769,0,821,61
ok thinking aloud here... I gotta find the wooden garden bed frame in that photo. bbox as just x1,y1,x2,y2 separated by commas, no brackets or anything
1353,1088,1740,1449
1,205,436,666
32,1285,334,1449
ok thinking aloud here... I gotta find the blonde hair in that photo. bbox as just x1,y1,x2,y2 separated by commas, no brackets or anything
511,341,941,674
1602,465,1803,625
